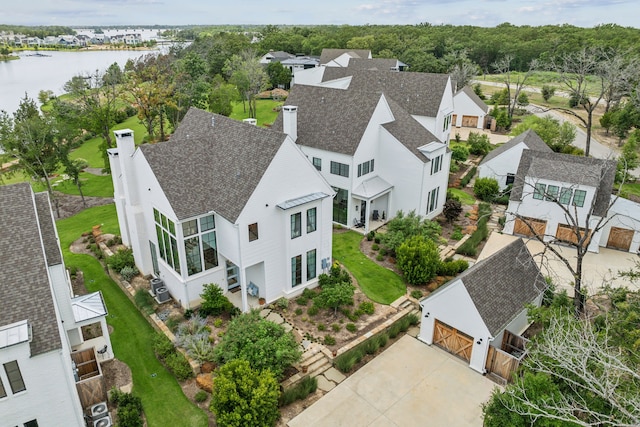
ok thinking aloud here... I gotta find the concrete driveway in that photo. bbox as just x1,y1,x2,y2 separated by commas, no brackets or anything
288,335,498,427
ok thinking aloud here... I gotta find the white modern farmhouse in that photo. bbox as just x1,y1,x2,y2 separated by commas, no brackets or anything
1,183,113,426
109,108,334,311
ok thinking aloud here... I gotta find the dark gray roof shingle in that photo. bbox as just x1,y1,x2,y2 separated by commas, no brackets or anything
480,129,552,165
34,192,62,266
319,48,371,64
510,150,617,217
140,108,287,222
0,183,62,355
321,69,450,118
347,58,399,71
430,238,545,336
272,85,382,156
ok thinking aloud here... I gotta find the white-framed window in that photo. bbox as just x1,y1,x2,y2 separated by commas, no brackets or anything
4,361,25,394
357,159,375,177
427,187,440,214
306,208,317,233
307,249,317,280
182,213,219,276
330,161,349,177
312,157,322,171
291,255,302,287
430,154,443,175
154,208,180,274
291,212,301,239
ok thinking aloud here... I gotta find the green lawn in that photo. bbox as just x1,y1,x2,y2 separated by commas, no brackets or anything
332,231,406,304
620,182,640,199
56,205,208,427
230,99,283,127
448,188,476,205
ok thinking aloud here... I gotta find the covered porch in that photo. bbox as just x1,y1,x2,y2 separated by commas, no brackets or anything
68,291,114,361
225,260,266,312
352,176,392,233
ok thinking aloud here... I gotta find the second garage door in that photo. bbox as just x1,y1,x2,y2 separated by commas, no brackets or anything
555,224,591,245
513,217,547,238
461,115,479,128
606,227,634,251
433,320,473,362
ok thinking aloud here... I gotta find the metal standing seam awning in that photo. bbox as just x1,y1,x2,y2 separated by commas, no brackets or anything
276,192,332,210
352,176,394,201
71,291,108,323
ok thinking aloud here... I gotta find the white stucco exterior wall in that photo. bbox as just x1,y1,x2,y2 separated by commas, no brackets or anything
453,91,487,129
478,142,528,190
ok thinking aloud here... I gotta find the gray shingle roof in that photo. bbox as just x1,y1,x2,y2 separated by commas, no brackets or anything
457,85,490,114
510,150,617,217
319,48,371,64
432,238,546,336
272,85,382,156
140,108,287,222
321,69,450,118
347,58,399,71
382,97,441,160
34,192,62,266
0,183,62,355
480,129,552,165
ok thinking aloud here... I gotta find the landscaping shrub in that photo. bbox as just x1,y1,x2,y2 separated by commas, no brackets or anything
211,359,280,427
456,202,492,257
183,336,216,364
473,177,500,202
437,259,470,276
279,376,317,407
110,388,144,427
302,288,316,299
451,144,469,162
380,210,441,256
317,323,326,331
307,305,319,316
213,318,223,328
276,297,289,309
184,308,194,319
379,247,387,256
396,235,440,285
199,283,234,316
410,289,423,299
346,323,357,333
315,268,355,316
165,315,182,332
367,230,375,241
388,323,402,339
451,227,464,241
363,338,380,355
120,265,139,282
443,198,463,223
371,243,379,251
331,323,341,332
194,390,208,403
374,237,381,244
459,166,477,188
359,301,375,315
323,335,336,346
376,333,389,347
165,351,194,381
134,289,155,315
152,333,175,359
213,310,301,379
107,248,136,272
376,254,384,261
295,308,303,316
468,132,492,155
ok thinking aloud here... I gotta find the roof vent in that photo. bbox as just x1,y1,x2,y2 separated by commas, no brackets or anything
211,117,215,127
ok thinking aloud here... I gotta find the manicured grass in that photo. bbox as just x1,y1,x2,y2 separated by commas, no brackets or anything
332,231,406,304
70,137,106,169
448,188,476,205
230,99,283,127
619,182,640,199
56,206,208,427
51,173,114,197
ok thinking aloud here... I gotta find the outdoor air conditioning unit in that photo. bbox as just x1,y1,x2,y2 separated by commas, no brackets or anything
93,415,112,427
150,278,164,296
90,402,108,420
156,287,171,303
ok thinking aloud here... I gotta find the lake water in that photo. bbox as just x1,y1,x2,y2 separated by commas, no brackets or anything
0,49,159,114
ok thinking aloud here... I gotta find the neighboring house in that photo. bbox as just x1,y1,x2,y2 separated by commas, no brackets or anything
43,36,58,46
452,85,490,129
272,72,452,232
260,51,320,87
418,238,546,376
600,195,640,253
346,57,408,72
260,50,295,64
58,35,79,46
109,108,334,311
90,34,110,44
319,48,372,67
25,37,43,47
503,150,619,253
478,129,552,190
1,183,113,427
124,33,143,45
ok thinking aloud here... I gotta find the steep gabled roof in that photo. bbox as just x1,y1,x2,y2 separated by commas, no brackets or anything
480,129,552,165
264,50,295,61
321,69,450,118
140,108,288,222
347,58,400,71
320,48,371,64
510,150,617,217
34,192,62,266
272,85,382,156
428,239,545,336
456,85,490,113
0,183,62,355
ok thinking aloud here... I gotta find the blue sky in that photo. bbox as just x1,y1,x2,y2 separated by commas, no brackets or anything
3,0,637,28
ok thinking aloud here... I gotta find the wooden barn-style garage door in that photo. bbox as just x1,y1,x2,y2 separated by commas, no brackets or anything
606,227,634,251
433,320,473,362
555,224,591,245
513,217,547,238
461,115,479,128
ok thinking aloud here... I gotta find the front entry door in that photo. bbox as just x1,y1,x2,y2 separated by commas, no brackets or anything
360,200,367,225
226,261,240,291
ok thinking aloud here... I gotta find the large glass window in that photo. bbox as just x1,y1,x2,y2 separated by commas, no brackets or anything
330,161,349,177
306,208,317,233
4,361,25,394
572,189,587,207
175,214,220,277
332,187,348,225
182,219,198,236
291,255,302,287
154,208,180,274
202,232,218,270
291,213,301,239
307,249,316,280
184,236,202,275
